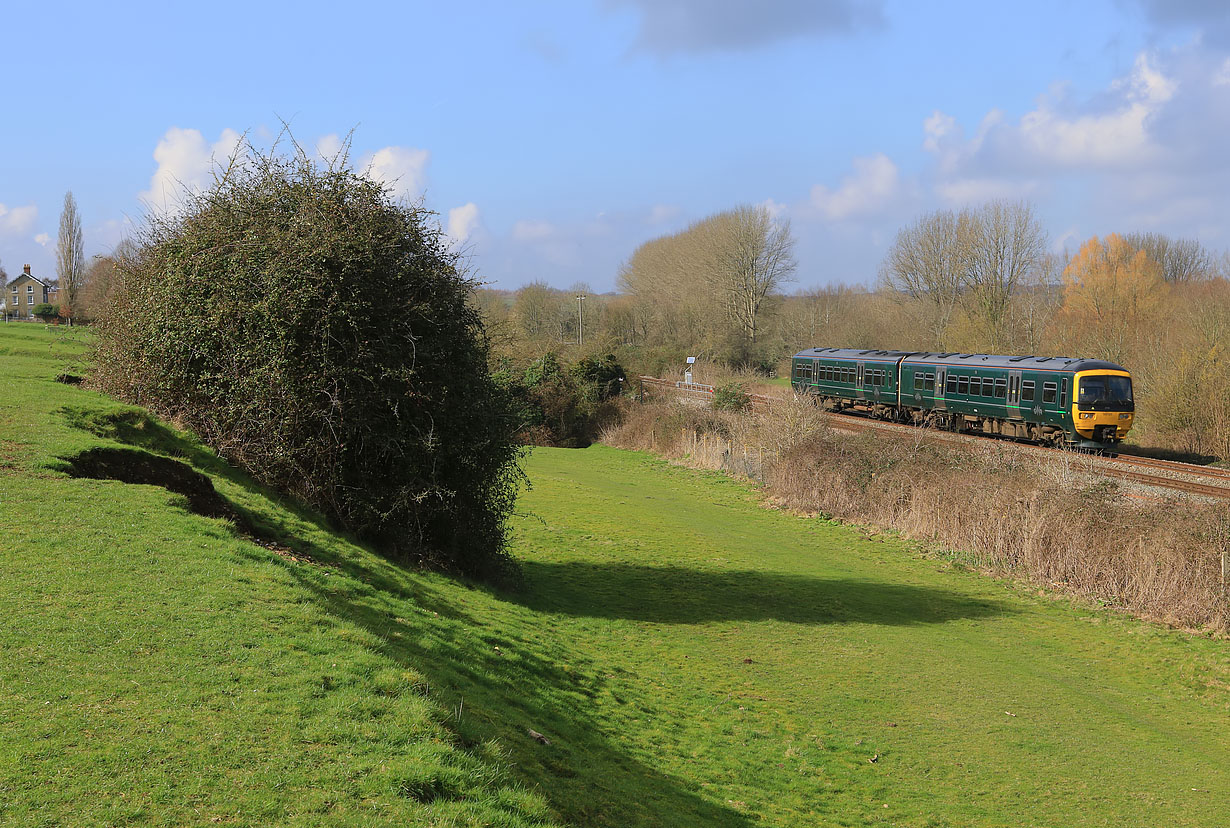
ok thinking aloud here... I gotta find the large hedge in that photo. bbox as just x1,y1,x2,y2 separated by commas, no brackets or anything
93,146,523,576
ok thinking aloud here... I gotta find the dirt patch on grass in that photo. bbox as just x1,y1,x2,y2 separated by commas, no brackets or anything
63,447,322,566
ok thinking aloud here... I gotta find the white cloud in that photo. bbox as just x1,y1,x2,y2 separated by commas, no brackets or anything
809,154,900,220
930,54,1175,176
362,146,430,201
647,203,681,225
511,219,556,242
0,203,38,236
34,233,50,246
1012,55,1173,167
1215,57,1230,87
759,198,788,219
934,177,1038,206
315,133,345,163
140,127,243,212
446,203,480,246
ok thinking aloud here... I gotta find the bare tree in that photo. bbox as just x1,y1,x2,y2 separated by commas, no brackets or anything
963,200,1047,350
618,204,794,364
708,205,796,353
1122,232,1214,283
56,191,86,323
878,209,970,349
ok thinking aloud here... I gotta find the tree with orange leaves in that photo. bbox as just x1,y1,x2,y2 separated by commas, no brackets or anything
1058,233,1167,364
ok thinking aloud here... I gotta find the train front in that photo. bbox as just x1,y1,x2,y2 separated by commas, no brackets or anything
1072,368,1134,447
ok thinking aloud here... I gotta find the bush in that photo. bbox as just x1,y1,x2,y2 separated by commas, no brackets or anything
712,381,751,412
571,353,625,401
493,352,626,447
32,303,59,321
92,142,523,577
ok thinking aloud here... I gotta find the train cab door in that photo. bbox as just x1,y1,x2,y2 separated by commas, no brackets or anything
856,362,865,400
1007,371,1022,415
935,367,946,411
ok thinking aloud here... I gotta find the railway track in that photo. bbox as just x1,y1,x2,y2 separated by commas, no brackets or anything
640,376,1230,501
825,406,1230,501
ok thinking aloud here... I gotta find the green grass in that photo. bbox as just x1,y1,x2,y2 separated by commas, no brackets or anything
2,322,1228,826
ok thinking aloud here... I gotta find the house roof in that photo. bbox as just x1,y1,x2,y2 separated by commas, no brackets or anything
6,273,51,289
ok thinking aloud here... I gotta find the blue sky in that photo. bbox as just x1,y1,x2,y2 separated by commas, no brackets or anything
2,0,1228,291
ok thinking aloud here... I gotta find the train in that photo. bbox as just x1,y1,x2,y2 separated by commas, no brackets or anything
790,348,1135,450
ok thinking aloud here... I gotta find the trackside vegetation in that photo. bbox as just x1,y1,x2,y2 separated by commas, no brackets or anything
91,143,522,576
2,323,1229,826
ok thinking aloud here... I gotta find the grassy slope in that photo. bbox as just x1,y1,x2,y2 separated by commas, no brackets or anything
1,323,1228,827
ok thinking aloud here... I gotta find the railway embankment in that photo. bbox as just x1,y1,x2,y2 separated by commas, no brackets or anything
605,394,1230,634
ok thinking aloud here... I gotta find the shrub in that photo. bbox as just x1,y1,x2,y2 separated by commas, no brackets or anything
571,353,625,401
32,303,59,321
92,142,523,577
712,381,751,412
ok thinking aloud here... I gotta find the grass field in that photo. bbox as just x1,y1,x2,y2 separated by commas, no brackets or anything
2,322,1228,826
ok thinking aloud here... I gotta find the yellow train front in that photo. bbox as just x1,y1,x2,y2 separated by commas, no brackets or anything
791,349,1135,450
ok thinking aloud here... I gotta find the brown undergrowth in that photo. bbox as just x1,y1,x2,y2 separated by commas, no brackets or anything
603,398,1230,633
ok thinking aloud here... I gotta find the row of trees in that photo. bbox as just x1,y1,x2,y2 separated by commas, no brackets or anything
477,199,1230,458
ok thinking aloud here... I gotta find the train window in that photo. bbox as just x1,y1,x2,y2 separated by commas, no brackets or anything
925,373,935,391
947,375,957,393
957,376,969,395
995,379,1007,398
1022,381,1035,401
969,377,982,396
877,370,885,386
1060,378,1068,406
911,374,919,391
1043,382,1057,404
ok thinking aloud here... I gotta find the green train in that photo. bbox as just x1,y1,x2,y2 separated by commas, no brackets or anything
790,348,1135,450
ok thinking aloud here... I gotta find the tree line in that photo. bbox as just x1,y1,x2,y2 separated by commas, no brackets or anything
479,199,1230,460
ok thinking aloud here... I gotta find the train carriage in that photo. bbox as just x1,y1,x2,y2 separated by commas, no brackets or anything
791,348,1135,450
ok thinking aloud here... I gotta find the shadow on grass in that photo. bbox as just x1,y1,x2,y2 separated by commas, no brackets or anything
60,402,758,827
513,561,1006,626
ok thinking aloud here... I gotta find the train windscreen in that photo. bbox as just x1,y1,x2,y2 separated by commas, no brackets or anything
1077,375,1133,410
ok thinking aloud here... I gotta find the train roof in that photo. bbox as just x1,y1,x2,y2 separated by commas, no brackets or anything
792,347,916,362
902,353,1127,372
793,348,1128,373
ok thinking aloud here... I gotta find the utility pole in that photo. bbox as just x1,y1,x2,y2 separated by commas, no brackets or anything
576,294,586,347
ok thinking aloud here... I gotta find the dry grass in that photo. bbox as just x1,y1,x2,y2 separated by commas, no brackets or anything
603,398,1230,633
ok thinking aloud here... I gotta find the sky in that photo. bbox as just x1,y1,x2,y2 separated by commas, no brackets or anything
2,0,1229,292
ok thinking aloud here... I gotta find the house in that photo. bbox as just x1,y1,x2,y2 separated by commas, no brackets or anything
5,265,55,319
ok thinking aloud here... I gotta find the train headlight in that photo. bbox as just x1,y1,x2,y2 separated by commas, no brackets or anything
1080,412,1094,419
1119,413,1131,420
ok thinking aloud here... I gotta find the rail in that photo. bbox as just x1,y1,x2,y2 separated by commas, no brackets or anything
637,374,1230,501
